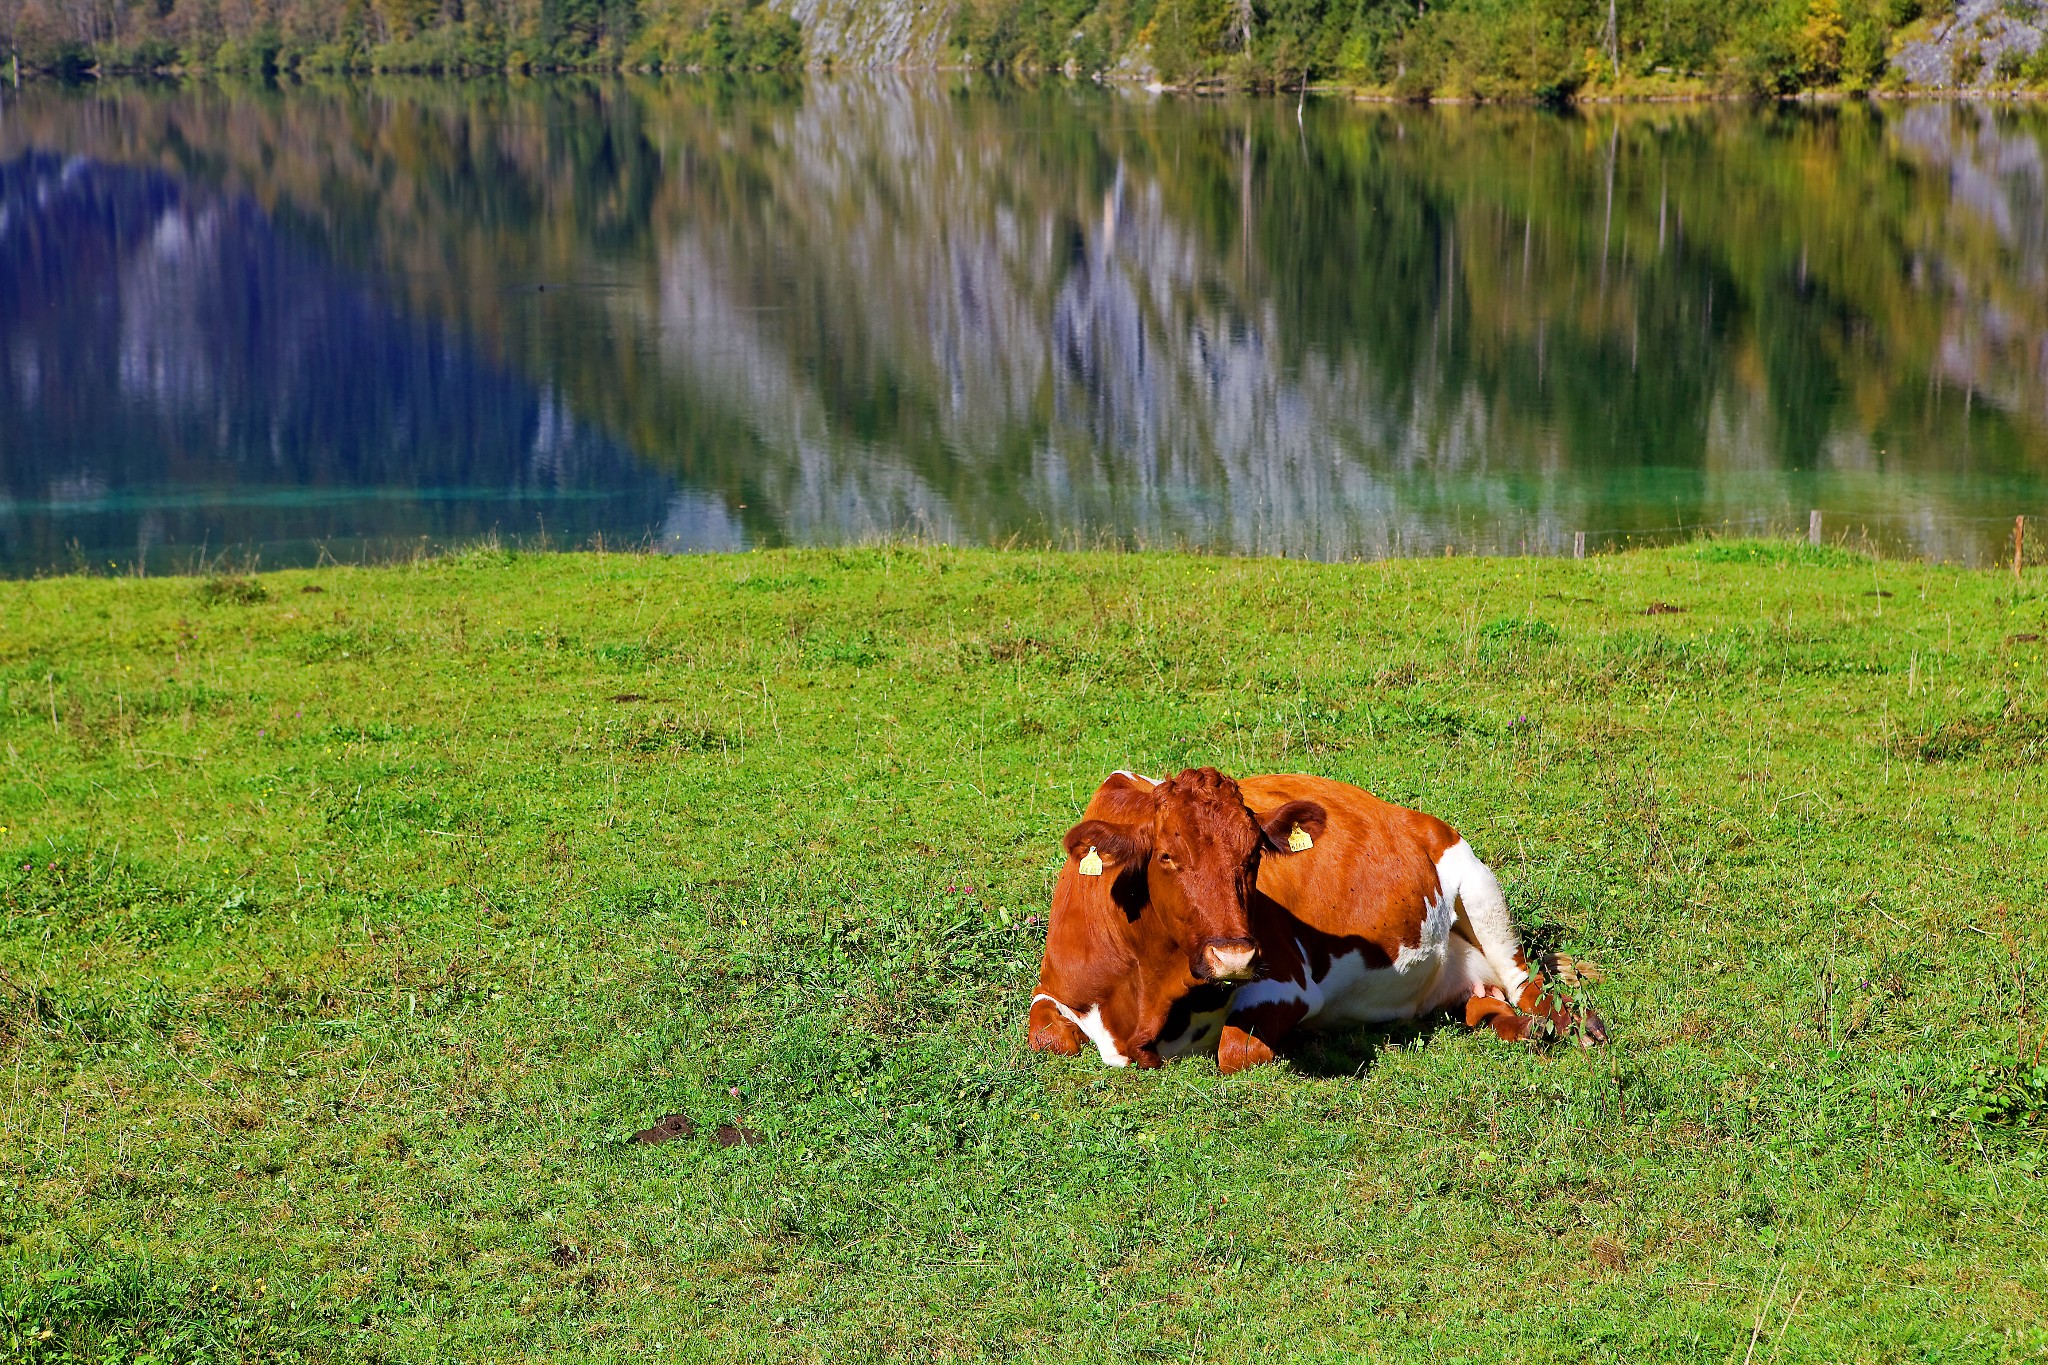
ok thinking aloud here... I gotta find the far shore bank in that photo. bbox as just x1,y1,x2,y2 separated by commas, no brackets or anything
7,63,2048,108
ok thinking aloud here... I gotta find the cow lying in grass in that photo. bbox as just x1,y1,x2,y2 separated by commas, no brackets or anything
1027,768,1604,1071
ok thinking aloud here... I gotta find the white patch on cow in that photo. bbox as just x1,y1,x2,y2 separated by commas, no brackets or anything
1032,993,1129,1067
1112,770,1159,787
1236,893,1462,1026
1155,1003,1233,1059
1425,933,1506,1014
1434,839,1527,997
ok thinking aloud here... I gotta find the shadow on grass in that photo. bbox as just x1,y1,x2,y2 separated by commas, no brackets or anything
1279,1014,1467,1078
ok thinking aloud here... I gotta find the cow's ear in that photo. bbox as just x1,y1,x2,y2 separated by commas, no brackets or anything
1064,818,1151,871
1258,800,1328,854
1091,772,1159,824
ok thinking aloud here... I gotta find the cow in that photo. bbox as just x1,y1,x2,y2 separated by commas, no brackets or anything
1026,768,1603,1072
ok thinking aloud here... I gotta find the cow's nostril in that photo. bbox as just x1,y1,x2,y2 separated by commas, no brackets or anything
1201,939,1260,981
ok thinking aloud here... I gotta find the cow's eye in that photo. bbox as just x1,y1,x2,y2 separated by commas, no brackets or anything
1156,853,1176,869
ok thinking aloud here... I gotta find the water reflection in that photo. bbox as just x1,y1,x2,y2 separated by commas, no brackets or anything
1,79,2044,573
0,146,693,573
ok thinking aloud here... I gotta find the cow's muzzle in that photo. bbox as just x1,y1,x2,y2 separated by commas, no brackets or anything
1198,938,1260,982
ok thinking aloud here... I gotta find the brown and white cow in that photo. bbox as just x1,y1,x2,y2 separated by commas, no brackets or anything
1027,768,1602,1072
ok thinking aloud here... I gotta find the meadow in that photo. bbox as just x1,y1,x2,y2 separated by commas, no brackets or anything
1,540,2044,1362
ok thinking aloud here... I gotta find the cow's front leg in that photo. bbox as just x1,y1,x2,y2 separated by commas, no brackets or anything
1218,999,1306,1074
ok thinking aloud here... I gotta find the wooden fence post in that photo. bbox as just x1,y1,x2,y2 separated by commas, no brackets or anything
1809,510,1822,546
1574,531,1586,560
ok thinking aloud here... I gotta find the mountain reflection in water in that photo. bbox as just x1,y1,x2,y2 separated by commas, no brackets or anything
1,80,2045,573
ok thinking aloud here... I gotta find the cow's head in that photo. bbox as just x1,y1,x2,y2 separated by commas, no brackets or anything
1062,768,1326,984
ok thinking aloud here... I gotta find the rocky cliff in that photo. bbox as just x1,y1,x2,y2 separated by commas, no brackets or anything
773,0,956,67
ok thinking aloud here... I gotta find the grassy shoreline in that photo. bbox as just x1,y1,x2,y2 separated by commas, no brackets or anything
3,542,2045,1361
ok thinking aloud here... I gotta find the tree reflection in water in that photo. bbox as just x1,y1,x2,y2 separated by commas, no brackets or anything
2,78,2045,572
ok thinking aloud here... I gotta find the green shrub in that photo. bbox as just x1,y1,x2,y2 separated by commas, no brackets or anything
371,22,505,72
40,40,97,80
1144,0,1239,83
628,0,802,69
96,38,180,71
1721,24,1806,94
1795,0,1848,83
298,39,368,71
1840,16,1888,87
211,31,284,75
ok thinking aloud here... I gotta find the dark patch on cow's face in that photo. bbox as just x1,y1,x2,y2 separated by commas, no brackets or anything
1065,778,1162,918
1109,862,1149,921
631,1113,696,1145
714,1123,765,1148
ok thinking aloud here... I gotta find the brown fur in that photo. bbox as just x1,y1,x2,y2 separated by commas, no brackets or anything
1029,769,1324,1067
1030,770,1598,1070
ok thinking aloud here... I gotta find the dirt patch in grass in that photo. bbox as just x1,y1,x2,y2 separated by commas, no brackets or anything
631,1113,696,1145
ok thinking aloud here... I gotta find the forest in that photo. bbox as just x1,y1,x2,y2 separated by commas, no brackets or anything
1,0,2046,103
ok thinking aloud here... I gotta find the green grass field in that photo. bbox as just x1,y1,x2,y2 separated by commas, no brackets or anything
2,541,2045,1363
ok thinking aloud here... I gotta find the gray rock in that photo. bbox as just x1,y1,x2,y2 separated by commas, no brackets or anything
1892,0,2046,88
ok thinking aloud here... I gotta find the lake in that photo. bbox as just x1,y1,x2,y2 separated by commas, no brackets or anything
3,78,2045,574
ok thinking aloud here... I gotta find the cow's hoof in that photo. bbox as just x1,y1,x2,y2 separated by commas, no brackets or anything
1218,1025,1276,1074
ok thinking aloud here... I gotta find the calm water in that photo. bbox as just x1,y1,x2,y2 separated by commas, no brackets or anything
3,79,2046,574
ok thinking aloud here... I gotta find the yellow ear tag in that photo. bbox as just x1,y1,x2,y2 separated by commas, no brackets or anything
1288,825,1313,852
1078,847,1104,877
